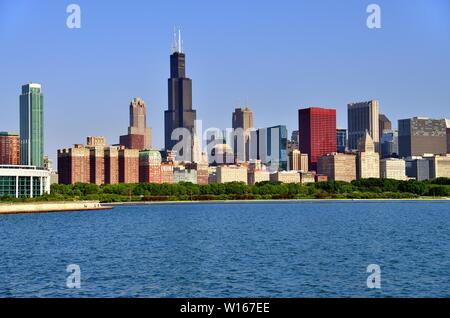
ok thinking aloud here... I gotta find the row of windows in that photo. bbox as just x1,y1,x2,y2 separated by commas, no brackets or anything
0,176,45,198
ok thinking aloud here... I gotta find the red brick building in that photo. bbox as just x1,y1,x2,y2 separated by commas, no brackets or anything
57,145,91,184
161,163,174,184
185,162,209,185
298,107,337,171
119,134,145,151
139,150,162,183
0,132,20,165
104,147,119,185
119,148,139,184
89,147,105,185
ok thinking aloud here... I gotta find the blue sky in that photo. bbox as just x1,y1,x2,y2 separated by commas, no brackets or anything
1,0,449,163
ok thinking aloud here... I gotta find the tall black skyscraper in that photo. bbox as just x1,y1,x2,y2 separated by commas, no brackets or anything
164,30,197,153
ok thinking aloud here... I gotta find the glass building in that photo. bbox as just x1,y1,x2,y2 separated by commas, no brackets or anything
0,165,51,198
336,129,347,153
253,125,288,171
20,83,44,167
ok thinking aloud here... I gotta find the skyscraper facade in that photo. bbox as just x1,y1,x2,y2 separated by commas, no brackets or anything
356,132,380,179
232,107,254,162
398,117,447,158
298,107,337,171
164,31,197,161
379,114,392,141
336,129,347,153
120,97,152,150
347,100,380,152
20,83,44,167
255,125,288,171
0,132,20,165
381,130,399,158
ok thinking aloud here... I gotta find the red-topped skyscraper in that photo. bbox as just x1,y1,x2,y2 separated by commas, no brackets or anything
298,107,337,171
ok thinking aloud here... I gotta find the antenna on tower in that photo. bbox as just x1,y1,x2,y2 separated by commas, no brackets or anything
171,26,177,53
178,29,183,53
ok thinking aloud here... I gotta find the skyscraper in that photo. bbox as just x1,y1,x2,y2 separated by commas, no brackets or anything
164,30,197,160
20,83,44,167
379,114,392,141
232,106,254,162
336,129,347,153
356,131,380,179
398,117,447,158
298,107,336,171
255,125,288,171
347,100,380,152
120,97,152,150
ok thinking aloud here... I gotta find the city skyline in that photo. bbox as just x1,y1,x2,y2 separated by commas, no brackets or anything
1,0,450,165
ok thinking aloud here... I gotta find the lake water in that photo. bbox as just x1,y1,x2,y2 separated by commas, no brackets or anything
1,201,450,298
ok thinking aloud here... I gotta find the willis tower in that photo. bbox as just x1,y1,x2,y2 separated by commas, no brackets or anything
164,30,197,158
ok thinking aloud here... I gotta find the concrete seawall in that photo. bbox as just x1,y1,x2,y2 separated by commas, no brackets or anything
0,201,111,215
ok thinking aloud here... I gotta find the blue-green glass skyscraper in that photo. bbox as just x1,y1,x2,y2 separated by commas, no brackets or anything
20,83,44,167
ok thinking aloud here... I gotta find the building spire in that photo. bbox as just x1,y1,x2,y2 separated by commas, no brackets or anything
172,27,177,53
171,27,183,54
178,29,183,53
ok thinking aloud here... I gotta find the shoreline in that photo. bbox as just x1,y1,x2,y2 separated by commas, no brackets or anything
104,197,450,206
1,198,449,215
0,201,112,215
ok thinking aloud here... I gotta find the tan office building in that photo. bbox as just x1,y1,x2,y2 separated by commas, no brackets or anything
318,153,357,182
380,158,407,180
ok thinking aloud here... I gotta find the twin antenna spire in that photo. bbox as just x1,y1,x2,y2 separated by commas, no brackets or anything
172,27,183,54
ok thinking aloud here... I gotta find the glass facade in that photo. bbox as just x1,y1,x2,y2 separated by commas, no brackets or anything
0,176,16,197
20,84,44,167
299,108,337,171
256,125,288,171
0,166,50,198
336,129,347,153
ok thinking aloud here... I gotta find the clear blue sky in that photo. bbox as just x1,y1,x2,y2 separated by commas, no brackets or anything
1,0,449,164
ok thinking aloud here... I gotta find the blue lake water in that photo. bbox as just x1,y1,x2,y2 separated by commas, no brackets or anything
1,201,450,298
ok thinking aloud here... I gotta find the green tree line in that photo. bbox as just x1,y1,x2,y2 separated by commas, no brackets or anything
3,178,449,203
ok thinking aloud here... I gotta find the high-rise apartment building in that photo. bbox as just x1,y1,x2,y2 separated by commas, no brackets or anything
0,132,20,165
298,107,337,171
398,117,447,158
164,30,197,161
347,100,380,152
120,98,152,150
232,107,254,162
20,83,44,167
